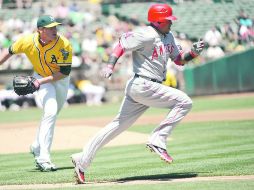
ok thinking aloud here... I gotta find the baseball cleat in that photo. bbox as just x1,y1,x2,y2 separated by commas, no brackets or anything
37,162,57,172
71,156,85,184
146,144,173,164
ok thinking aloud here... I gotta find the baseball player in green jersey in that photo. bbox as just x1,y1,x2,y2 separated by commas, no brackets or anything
0,15,72,171
71,4,204,183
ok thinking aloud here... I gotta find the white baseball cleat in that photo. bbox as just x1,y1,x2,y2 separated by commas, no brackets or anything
146,144,173,164
71,155,85,184
37,162,57,172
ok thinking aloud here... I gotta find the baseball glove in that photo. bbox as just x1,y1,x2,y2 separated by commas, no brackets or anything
13,76,40,96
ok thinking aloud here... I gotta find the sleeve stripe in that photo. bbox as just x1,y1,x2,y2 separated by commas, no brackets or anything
8,46,14,54
57,63,72,66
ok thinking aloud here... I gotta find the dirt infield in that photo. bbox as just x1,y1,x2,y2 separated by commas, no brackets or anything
1,175,254,190
0,93,253,189
0,92,253,154
0,108,253,154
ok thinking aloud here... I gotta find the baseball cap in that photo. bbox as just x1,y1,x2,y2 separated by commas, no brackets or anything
37,15,61,28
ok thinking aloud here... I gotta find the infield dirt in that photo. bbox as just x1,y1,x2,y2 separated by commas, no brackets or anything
0,107,253,154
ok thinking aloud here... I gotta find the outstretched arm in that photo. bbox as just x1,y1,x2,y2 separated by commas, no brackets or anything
37,72,68,85
0,48,12,65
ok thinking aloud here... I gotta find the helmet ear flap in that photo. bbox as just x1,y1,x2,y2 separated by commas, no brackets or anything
158,21,169,28
151,21,169,29
152,22,161,28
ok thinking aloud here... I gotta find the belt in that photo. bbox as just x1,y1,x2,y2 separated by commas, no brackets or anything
134,74,162,84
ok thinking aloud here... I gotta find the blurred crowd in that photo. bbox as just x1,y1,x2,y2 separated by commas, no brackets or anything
0,0,134,110
0,1,253,111
202,9,254,61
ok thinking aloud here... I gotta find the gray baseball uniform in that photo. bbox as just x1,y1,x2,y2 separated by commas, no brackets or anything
73,25,192,169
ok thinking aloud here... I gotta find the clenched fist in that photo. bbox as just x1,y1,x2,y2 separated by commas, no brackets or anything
101,64,114,78
191,39,205,55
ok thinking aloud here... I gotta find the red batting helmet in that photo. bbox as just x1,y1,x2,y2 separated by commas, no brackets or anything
148,4,177,22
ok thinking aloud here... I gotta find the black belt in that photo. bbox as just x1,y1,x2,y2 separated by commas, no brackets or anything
134,74,162,84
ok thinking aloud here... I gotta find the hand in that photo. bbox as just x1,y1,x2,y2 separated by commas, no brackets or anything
32,78,40,90
191,39,205,55
13,76,40,96
101,64,114,78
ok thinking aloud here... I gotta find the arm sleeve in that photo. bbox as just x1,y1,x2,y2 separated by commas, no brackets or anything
9,36,28,54
169,35,182,61
112,42,124,58
120,31,145,51
8,46,14,55
60,65,72,75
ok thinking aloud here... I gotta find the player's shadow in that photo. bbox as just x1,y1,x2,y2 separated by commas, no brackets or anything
55,166,73,171
29,166,73,172
116,172,199,183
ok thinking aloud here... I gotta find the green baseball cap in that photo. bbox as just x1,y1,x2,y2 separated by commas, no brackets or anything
37,15,61,28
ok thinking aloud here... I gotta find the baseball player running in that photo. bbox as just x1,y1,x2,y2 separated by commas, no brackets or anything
0,15,72,171
71,4,204,183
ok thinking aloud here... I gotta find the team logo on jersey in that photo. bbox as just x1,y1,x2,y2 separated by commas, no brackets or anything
60,49,69,60
50,55,58,64
152,43,174,60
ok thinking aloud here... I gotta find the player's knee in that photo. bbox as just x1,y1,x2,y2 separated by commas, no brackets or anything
183,96,193,111
44,106,58,118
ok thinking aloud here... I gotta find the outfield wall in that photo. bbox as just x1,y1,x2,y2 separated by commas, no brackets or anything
184,48,254,96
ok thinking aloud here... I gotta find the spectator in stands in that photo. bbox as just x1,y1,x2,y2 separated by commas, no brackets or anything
234,9,246,27
76,79,105,106
204,25,223,47
69,32,82,56
206,44,225,60
82,34,98,54
0,85,35,111
204,26,225,60
16,0,32,9
38,2,46,15
248,24,254,44
234,9,252,44
6,14,23,30
68,2,79,12
238,14,253,44
220,22,236,42
54,1,69,23
1,34,12,48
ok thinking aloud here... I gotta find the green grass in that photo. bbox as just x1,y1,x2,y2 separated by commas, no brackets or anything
0,94,253,123
191,95,254,112
0,94,254,189
0,120,253,186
